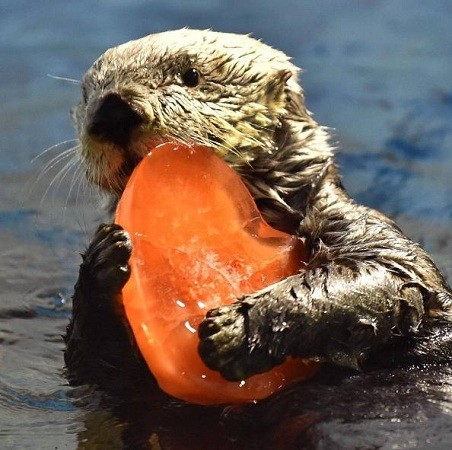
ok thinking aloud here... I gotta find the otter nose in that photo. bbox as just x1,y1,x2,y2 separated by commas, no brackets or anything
88,92,144,147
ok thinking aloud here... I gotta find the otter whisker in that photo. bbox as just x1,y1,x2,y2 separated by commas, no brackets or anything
35,146,79,182
27,144,81,204
41,154,80,205
75,166,96,212
76,165,96,212
93,158,103,194
47,74,81,85
33,153,79,199
65,158,85,207
51,155,79,191
74,165,86,207
110,169,125,196
31,139,79,163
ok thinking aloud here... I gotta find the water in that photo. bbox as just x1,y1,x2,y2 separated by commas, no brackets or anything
0,0,451,448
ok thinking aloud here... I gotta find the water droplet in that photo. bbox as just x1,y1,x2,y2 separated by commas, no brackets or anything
53,293,66,308
184,321,196,333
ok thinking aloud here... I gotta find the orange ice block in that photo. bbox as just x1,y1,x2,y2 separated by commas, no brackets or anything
115,142,318,405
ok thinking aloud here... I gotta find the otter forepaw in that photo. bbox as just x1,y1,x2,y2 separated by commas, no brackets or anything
198,302,250,381
82,223,132,293
198,300,281,381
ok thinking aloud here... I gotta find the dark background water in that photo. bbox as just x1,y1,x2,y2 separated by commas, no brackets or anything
0,1,451,449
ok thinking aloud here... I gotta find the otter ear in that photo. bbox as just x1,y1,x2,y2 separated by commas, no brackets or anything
262,65,307,119
278,69,292,83
267,68,293,90
268,67,306,118
265,68,295,97
279,68,307,119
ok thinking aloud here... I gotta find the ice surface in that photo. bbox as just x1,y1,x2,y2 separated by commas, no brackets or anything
116,142,317,404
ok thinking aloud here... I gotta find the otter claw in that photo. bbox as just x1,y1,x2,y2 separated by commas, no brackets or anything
199,299,288,381
198,302,250,380
82,223,132,293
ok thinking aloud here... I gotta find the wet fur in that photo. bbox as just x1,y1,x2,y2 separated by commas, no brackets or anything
65,30,452,392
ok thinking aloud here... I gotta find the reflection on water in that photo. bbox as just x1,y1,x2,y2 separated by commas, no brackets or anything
0,0,451,448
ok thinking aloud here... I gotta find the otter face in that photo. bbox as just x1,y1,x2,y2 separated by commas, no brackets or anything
73,29,304,195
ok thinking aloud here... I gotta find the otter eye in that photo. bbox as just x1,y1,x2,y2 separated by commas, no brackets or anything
182,68,200,87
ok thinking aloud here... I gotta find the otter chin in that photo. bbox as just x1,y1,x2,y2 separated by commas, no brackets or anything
65,29,452,393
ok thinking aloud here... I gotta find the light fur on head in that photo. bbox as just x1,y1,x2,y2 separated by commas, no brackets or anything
74,29,332,227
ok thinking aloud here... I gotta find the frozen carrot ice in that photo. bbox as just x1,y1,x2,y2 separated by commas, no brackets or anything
115,142,318,405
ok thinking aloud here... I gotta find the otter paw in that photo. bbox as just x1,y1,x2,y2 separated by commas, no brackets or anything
198,302,250,381
83,223,132,292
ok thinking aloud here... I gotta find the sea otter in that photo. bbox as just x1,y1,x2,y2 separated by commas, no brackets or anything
64,29,452,391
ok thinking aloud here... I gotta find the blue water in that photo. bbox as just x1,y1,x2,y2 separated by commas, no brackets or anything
0,1,451,448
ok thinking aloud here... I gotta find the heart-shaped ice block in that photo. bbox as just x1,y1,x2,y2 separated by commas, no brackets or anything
116,142,318,404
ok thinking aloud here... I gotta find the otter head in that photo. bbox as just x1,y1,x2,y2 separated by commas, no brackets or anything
73,29,313,196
